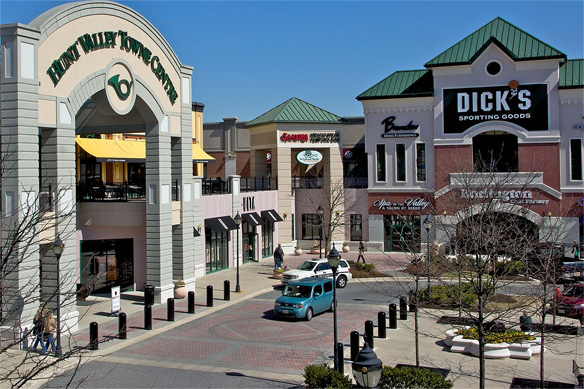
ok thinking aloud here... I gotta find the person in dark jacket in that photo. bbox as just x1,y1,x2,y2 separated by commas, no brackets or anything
273,244,284,270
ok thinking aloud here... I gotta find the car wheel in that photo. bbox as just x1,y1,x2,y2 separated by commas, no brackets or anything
336,275,347,288
329,301,335,312
305,307,313,321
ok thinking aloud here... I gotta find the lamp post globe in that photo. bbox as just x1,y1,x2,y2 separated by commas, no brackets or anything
317,205,324,259
352,337,383,388
52,236,65,357
234,212,242,293
327,244,341,372
423,216,433,299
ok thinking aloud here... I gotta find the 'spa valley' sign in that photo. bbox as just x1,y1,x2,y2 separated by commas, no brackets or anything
280,132,340,143
47,30,178,104
373,198,430,211
443,82,548,133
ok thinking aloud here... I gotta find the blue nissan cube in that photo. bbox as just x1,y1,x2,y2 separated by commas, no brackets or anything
274,277,334,321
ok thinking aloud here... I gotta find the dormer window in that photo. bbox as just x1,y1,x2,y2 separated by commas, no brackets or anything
485,60,502,76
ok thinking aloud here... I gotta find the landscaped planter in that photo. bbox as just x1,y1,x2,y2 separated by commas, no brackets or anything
310,248,325,255
444,329,542,360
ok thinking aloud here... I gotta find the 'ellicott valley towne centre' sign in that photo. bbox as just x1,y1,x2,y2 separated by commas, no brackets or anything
46,30,178,104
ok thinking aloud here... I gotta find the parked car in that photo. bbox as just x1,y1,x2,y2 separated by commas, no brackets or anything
561,262,584,283
274,277,334,321
281,258,352,288
555,284,584,319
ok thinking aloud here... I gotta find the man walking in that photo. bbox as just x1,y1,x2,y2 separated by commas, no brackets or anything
273,244,284,270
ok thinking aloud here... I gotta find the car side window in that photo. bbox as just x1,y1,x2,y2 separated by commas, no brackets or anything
324,281,332,293
339,261,348,268
314,285,323,296
315,263,328,271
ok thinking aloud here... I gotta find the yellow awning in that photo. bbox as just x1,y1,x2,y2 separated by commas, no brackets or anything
76,138,145,162
76,138,215,163
192,143,215,163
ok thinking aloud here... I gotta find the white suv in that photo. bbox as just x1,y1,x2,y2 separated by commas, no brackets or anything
281,258,352,288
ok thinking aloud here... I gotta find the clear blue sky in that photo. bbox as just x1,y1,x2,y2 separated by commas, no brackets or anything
1,1,583,123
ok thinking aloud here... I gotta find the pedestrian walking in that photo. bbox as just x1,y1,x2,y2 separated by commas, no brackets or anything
572,241,580,260
273,244,284,270
30,307,45,352
42,311,57,354
357,241,366,263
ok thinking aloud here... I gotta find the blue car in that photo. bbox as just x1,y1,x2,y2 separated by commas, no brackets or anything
274,277,334,321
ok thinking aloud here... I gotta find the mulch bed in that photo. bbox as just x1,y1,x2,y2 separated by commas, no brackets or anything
510,377,575,388
395,364,451,378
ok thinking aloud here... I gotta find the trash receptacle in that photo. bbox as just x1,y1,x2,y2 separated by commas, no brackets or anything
144,285,155,306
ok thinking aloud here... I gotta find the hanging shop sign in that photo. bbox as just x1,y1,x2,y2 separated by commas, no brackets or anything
460,189,549,205
443,81,548,134
381,116,419,138
280,132,340,144
296,150,323,165
46,30,178,104
374,197,430,211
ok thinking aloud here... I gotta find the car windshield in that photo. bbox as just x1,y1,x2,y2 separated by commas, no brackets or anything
283,285,312,298
297,261,317,271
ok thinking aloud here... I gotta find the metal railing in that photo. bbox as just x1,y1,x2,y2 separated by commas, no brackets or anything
240,176,277,192
77,182,146,202
343,177,368,188
171,179,180,202
39,185,54,212
291,176,324,189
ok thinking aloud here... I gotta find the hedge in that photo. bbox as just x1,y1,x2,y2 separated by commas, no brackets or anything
303,364,352,389
378,366,453,389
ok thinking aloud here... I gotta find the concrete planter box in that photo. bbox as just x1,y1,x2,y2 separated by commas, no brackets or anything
444,329,542,360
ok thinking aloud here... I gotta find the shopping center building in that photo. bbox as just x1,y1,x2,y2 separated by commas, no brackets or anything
0,0,582,343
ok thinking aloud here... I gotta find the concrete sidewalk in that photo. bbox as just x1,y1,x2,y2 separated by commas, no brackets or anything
14,250,584,388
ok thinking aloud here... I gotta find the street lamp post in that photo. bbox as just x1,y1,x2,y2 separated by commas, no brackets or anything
53,236,65,357
234,212,242,293
317,205,324,259
352,337,383,387
423,216,433,300
327,244,341,372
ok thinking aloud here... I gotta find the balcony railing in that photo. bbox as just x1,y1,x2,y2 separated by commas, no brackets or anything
344,177,368,188
77,182,146,202
240,176,277,192
39,185,54,212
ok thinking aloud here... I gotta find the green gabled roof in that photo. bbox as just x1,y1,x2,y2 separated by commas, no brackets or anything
425,17,565,67
559,59,583,89
245,97,343,128
356,70,433,100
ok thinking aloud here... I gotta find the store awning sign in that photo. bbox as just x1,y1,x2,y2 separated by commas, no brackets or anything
296,150,323,165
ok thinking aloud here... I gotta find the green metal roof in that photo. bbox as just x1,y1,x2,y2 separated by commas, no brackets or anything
245,97,343,128
356,70,433,100
559,59,583,89
425,17,565,67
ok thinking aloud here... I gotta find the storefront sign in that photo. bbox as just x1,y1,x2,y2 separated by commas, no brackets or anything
578,198,584,206
443,82,548,133
381,116,419,138
296,150,323,165
460,189,549,205
280,132,340,143
243,196,255,211
47,30,178,104
574,124,584,130
266,151,272,163
374,198,430,211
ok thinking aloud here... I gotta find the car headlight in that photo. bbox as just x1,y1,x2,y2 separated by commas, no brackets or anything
292,303,303,309
275,302,282,307
575,303,584,309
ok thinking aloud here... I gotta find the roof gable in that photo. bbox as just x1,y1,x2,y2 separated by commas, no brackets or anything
560,59,583,89
356,70,433,100
425,17,565,67
246,97,343,128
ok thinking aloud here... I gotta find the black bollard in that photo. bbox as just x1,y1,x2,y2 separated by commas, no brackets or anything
118,312,127,339
167,298,175,322
350,331,360,361
145,304,152,330
188,291,195,314
378,311,387,339
400,296,408,320
206,285,213,307
89,322,98,350
224,280,230,301
365,320,374,349
336,342,344,375
410,300,418,313
389,303,397,329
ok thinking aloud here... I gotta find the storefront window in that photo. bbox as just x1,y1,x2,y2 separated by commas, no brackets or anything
570,139,582,181
350,214,362,241
376,144,386,182
302,214,322,240
416,143,426,182
262,220,274,257
242,222,256,263
383,215,420,252
396,143,406,182
205,229,228,272
79,239,134,294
